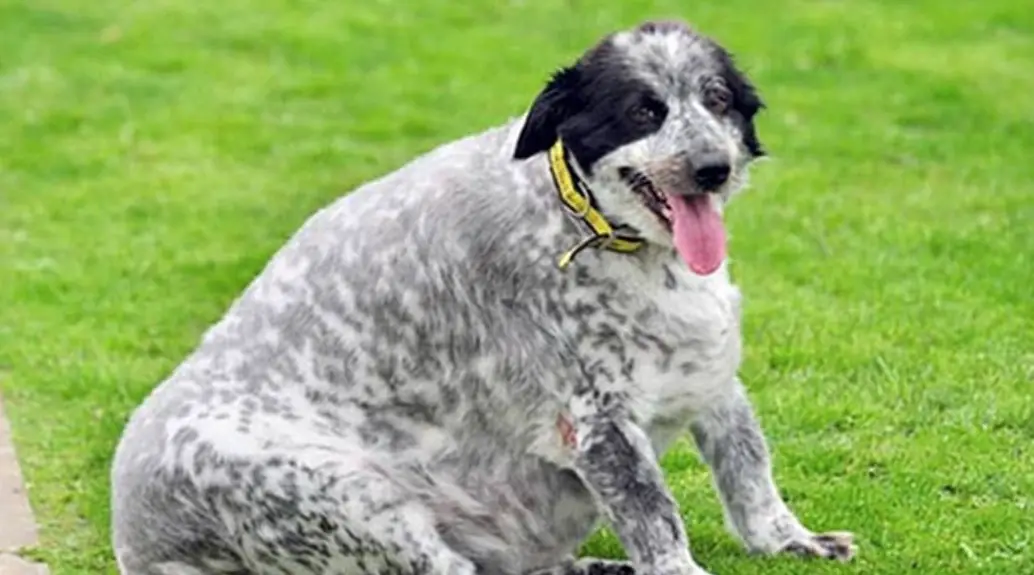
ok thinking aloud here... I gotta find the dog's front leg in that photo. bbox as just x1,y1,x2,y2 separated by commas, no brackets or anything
689,380,855,561
569,396,710,575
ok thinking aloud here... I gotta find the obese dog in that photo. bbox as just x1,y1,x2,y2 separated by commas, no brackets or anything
111,19,855,575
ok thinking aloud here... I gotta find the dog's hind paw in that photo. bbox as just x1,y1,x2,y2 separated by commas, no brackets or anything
577,561,636,575
528,558,636,575
779,530,856,561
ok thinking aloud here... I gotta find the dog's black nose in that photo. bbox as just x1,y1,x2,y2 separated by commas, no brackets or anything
693,161,731,191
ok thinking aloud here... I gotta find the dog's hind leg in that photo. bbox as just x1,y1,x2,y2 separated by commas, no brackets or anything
527,558,636,574
224,449,477,575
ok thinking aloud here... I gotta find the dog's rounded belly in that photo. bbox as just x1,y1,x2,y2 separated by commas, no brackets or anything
424,453,602,573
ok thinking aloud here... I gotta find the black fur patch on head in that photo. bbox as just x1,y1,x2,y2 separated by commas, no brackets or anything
513,39,666,173
514,23,767,167
713,46,766,157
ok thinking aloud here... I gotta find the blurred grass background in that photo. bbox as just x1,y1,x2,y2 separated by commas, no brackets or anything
1,0,1032,573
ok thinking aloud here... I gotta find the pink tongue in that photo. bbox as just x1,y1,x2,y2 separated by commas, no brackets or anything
670,194,727,275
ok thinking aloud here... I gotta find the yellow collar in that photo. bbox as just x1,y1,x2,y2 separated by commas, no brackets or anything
547,140,645,269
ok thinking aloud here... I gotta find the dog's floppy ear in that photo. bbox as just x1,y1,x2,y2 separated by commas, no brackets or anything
513,66,580,160
729,71,765,157
716,48,766,157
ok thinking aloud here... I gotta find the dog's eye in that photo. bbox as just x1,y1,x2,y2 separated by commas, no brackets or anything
628,99,666,126
704,84,732,115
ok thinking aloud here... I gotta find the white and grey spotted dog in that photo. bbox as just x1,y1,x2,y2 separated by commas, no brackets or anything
111,20,855,575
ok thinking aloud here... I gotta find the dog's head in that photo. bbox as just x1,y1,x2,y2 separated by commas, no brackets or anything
514,20,765,275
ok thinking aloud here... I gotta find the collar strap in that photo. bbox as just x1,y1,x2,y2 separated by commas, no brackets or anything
547,140,644,269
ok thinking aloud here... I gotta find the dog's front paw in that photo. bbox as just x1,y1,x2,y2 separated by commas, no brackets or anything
779,530,856,561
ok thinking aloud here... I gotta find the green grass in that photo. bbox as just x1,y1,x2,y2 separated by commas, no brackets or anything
1,0,1032,573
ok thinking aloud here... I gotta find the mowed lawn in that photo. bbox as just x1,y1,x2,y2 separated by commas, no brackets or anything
1,0,1032,573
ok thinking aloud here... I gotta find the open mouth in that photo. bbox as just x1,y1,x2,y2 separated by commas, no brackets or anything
618,167,672,229
617,166,728,277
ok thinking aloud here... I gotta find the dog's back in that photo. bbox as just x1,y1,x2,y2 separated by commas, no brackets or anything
110,117,597,574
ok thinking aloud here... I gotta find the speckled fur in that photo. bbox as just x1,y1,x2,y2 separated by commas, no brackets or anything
111,20,854,575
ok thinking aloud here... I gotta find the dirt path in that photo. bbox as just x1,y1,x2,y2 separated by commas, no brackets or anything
0,394,49,574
